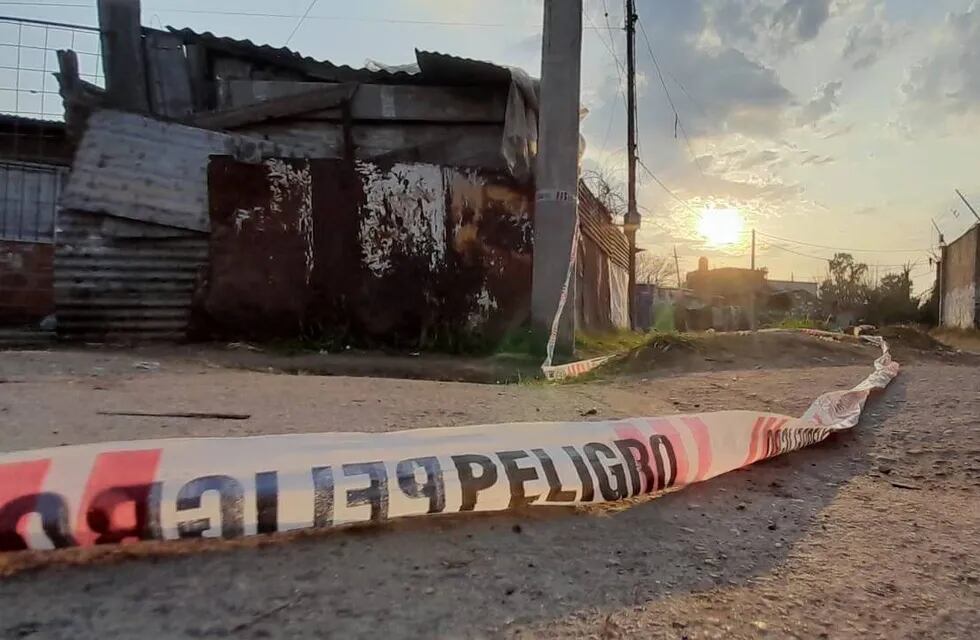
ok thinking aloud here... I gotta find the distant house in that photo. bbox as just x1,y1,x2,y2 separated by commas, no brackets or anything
768,279,818,297
767,278,820,318
685,257,765,310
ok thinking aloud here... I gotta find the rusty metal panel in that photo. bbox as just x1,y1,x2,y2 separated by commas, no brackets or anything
54,209,207,341
59,110,326,232
199,158,532,348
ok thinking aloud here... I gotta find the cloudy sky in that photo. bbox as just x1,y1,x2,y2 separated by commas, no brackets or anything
4,0,978,293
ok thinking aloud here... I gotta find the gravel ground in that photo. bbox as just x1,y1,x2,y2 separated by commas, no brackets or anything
0,345,978,639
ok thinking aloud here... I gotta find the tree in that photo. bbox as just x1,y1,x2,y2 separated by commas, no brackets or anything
819,253,869,316
867,264,918,325
635,252,678,286
581,167,626,221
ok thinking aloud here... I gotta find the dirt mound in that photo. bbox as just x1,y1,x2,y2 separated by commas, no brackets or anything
606,330,877,378
878,325,948,351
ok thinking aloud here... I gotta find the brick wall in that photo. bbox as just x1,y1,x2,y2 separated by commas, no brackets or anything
0,240,54,326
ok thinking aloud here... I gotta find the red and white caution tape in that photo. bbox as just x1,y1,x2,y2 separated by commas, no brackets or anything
0,337,898,552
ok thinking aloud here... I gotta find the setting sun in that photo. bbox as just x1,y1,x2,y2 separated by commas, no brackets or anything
697,207,744,247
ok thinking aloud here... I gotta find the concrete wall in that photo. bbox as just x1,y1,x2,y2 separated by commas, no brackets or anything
941,226,979,329
0,240,54,325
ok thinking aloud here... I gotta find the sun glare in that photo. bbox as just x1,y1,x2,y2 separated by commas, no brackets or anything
697,207,744,246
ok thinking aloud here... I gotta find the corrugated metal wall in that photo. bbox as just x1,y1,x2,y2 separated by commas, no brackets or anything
55,210,207,340
53,110,315,341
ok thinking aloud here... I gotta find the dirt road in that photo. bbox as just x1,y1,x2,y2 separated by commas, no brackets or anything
0,341,978,638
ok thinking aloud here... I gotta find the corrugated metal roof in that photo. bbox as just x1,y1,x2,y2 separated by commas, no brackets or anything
167,27,422,85
415,50,513,85
166,28,520,87
60,110,325,232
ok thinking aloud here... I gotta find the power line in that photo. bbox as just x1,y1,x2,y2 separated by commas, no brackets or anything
284,0,317,46
0,3,618,29
763,242,919,268
583,3,627,159
637,159,701,217
756,230,928,253
664,69,708,117
635,17,705,178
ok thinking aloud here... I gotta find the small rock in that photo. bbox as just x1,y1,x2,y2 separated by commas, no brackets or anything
752,620,769,631
736,502,747,511
767,522,779,531
511,524,522,534
424,587,435,595
580,407,598,417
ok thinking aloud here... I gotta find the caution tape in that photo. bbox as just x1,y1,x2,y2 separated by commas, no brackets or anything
537,202,612,381
0,337,898,552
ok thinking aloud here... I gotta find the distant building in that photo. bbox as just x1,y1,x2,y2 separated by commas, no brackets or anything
685,257,766,309
768,279,818,297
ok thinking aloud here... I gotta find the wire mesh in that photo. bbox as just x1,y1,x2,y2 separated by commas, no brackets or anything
0,17,98,242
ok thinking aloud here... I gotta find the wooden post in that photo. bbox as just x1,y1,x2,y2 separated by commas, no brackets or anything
624,0,639,330
98,0,149,113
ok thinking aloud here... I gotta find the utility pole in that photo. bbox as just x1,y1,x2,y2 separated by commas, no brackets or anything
955,189,980,223
933,218,946,326
531,0,583,356
673,245,681,288
624,0,640,329
98,0,149,113
750,228,757,330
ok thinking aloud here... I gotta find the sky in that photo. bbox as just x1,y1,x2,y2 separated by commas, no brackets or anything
2,0,978,294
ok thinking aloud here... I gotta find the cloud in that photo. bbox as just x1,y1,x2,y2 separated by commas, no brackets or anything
707,0,836,55
736,149,782,169
800,153,836,165
771,0,833,43
796,80,843,126
840,2,902,70
843,23,883,68
853,205,879,216
820,122,854,139
583,0,797,173
901,3,980,119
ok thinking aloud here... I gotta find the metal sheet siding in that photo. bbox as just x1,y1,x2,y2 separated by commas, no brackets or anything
200,158,533,348
60,110,315,232
54,210,207,340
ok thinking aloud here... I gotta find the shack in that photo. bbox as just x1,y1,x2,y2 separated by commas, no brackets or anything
46,2,629,347
0,115,72,335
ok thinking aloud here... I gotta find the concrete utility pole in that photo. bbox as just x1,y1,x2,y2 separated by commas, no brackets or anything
624,0,640,329
531,0,583,355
